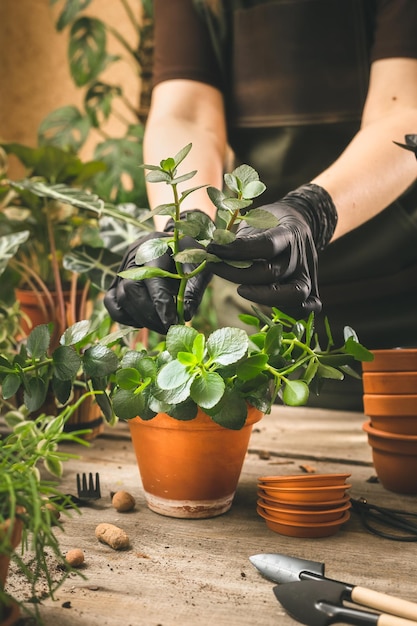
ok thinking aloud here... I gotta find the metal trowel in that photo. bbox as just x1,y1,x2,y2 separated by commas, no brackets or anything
250,553,417,621
274,579,417,626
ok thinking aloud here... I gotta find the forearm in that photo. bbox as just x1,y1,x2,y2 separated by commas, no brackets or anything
143,81,227,229
313,109,417,242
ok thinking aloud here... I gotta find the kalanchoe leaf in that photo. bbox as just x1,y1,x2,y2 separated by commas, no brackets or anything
2,373,21,399
52,345,82,380
224,173,240,194
343,335,374,361
154,375,195,404
170,171,197,185
264,324,283,355
146,170,172,183
26,325,51,358
83,344,119,377
242,208,278,228
207,388,248,430
166,325,199,357
238,313,261,329
157,359,193,390
24,377,49,412
317,363,344,380
213,229,236,244
52,377,72,405
190,372,225,409
161,157,175,171
135,238,169,265
60,320,92,346
173,142,192,167
192,333,205,362
237,354,269,381
282,379,309,406
222,197,252,211
119,266,178,280
112,388,156,421
167,399,198,421
207,327,249,365
241,180,266,199
116,367,142,390
174,248,208,264
232,164,260,186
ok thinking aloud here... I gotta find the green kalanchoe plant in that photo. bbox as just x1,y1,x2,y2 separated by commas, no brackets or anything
110,144,374,429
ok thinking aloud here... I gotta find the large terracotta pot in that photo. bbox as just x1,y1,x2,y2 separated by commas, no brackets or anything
128,406,263,519
362,421,417,494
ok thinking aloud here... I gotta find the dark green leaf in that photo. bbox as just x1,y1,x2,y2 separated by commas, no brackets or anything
173,143,192,167
83,344,119,377
242,180,266,199
52,346,81,380
237,354,269,381
27,325,51,358
207,388,248,430
316,363,344,380
24,377,49,412
52,377,72,405
69,17,113,86
2,373,21,399
212,229,235,244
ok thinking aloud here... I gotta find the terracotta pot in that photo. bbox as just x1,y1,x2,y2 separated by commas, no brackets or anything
0,512,23,625
363,394,417,435
363,371,417,394
257,506,350,538
15,287,90,351
257,483,351,504
128,405,263,519
362,421,417,494
258,473,351,488
257,499,351,524
0,600,20,626
362,348,417,372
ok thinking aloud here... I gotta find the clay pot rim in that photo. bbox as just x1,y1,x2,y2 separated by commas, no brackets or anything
258,473,351,486
257,506,351,528
257,498,351,516
363,420,417,441
257,483,351,494
257,491,350,509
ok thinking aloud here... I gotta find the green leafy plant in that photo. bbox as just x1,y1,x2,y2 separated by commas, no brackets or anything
0,320,122,425
0,401,91,622
39,0,153,207
108,144,374,429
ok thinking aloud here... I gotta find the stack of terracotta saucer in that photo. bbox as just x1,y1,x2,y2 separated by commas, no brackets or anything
257,473,352,538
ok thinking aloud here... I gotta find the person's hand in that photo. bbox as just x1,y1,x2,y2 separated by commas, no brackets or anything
207,183,337,317
104,227,213,334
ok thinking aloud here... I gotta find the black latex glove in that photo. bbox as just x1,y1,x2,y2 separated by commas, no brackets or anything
207,183,337,316
104,228,212,334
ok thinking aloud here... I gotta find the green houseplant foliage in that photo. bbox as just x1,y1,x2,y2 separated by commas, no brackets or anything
0,401,91,622
39,0,154,207
109,144,374,429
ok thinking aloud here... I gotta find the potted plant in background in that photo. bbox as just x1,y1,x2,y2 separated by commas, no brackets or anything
39,0,153,209
0,142,152,436
106,144,374,519
0,401,90,625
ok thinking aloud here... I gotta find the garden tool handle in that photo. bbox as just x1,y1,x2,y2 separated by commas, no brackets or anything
377,614,417,626
352,587,417,622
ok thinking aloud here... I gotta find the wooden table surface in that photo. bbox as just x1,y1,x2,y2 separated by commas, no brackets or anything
7,405,417,625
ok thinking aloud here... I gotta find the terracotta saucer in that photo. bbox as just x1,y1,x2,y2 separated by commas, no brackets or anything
258,473,351,488
258,483,351,503
257,499,351,524
257,506,351,538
